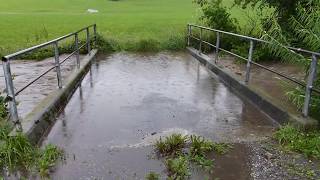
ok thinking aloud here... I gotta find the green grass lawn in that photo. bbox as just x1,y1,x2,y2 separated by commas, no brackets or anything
0,0,265,55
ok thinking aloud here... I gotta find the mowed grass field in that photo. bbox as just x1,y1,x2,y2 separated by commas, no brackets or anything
0,0,263,55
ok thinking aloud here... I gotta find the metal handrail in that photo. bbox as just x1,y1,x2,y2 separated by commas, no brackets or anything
1,24,97,128
2,24,96,61
189,24,320,57
189,35,314,89
187,24,319,117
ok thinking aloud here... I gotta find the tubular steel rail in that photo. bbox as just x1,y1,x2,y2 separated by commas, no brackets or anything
1,24,97,128
187,24,319,117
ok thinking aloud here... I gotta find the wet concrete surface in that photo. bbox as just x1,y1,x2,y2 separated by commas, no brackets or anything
0,55,83,118
41,52,276,179
215,55,305,115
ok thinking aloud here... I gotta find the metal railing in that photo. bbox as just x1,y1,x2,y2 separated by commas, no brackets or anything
1,24,97,128
187,24,319,117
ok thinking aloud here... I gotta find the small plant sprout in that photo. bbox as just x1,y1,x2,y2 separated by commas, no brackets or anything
145,171,160,180
154,133,187,156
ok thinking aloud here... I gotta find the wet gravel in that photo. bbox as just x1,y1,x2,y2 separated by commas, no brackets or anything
249,139,320,180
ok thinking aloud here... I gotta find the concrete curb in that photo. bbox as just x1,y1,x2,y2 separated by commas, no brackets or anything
187,47,318,128
17,49,98,144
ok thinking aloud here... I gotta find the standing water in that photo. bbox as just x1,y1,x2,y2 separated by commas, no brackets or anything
43,52,275,179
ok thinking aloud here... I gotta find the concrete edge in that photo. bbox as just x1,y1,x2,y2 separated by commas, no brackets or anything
15,49,98,144
187,47,318,128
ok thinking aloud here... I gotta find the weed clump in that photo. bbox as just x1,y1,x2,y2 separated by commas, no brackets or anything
38,144,64,177
0,126,63,177
155,133,187,156
145,171,160,180
165,156,190,179
150,134,232,179
274,125,320,159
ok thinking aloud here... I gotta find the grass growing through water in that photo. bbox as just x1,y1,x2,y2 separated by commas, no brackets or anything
151,133,232,179
0,128,63,178
145,171,160,180
0,98,63,178
155,133,188,156
165,155,190,179
274,125,320,159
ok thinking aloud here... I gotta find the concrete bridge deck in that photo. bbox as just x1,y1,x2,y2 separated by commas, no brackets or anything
40,52,275,179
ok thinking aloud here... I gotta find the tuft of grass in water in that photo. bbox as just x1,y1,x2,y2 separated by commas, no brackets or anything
0,123,63,177
189,135,215,171
154,133,187,156
212,143,233,155
37,144,63,177
145,171,160,180
189,154,214,172
0,132,36,172
165,156,190,180
189,135,214,156
274,125,320,159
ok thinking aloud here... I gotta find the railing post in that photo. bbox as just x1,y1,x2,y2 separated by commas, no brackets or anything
187,24,191,46
215,32,220,64
93,24,97,47
302,54,318,117
245,40,254,84
53,42,62,88
2,57,19,126
199,28,203,54
86,28,91,54
74,33,80,69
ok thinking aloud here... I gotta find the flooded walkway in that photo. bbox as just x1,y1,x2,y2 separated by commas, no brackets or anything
0,55,82,118
42,52,275,179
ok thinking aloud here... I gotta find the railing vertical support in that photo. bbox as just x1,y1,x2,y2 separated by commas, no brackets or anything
302,54,318,117
74,33,80,69
215,32,220,64
93,24,97,47
187,24,191,46
2,58,19,126
86,28,91,54
199,28,203,54
245,40,254,84
53,42,62,88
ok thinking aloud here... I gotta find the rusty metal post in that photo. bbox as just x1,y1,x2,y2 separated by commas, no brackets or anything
302,54,318,117
2,57,19,125
245,40,254,84
53,42,62,88
74,33,80,69
215,32,220,64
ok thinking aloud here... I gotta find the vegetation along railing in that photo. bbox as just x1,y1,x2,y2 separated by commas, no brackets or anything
1,24,97,129
187,24,320,118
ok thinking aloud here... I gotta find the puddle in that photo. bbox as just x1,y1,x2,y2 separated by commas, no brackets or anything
41,52,275,179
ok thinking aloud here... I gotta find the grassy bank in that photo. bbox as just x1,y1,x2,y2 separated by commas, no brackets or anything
0,0,266,56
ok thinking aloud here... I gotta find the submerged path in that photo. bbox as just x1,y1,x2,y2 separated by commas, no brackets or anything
43,52,275,179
